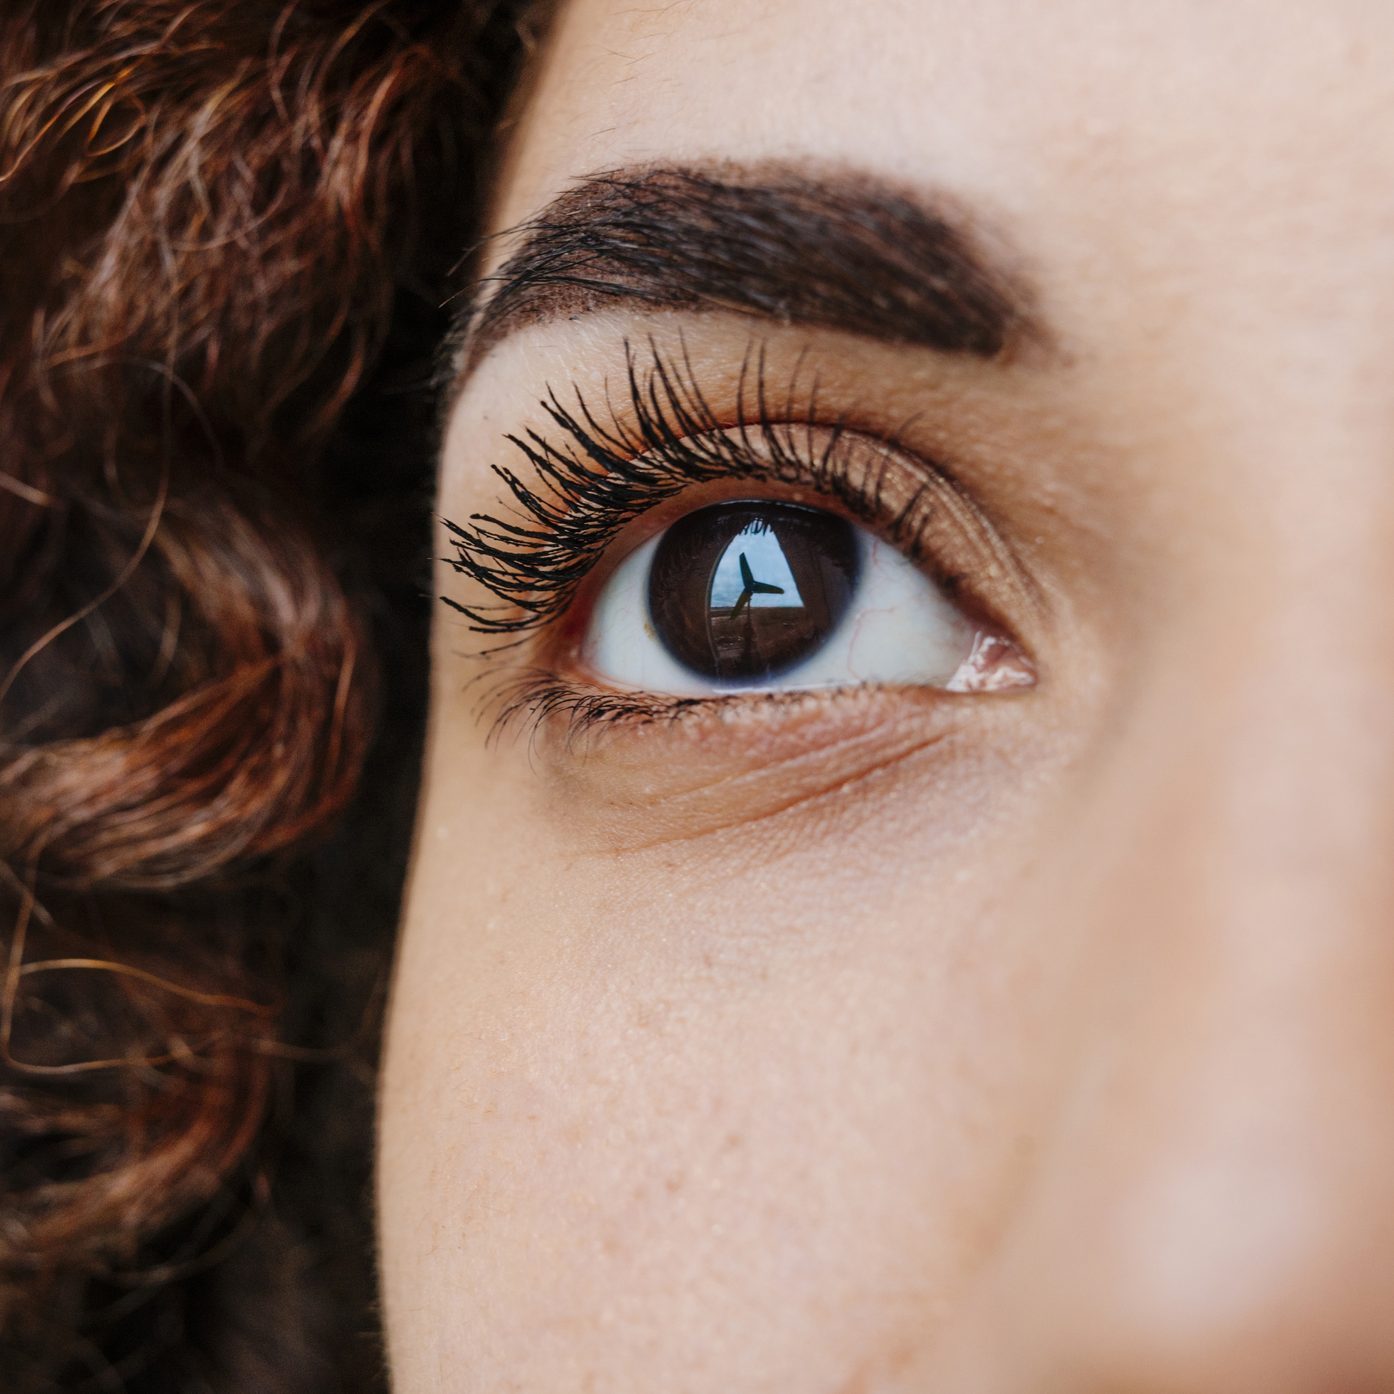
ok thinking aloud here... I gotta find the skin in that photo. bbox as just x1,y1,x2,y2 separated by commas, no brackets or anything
378,1,1394,1389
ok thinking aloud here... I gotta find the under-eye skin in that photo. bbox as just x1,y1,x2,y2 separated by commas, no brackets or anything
441,340,1036,740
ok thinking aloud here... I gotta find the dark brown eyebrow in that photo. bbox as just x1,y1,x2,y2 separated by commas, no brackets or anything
451,164,1044,386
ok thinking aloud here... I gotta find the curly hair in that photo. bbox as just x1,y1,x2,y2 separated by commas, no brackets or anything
0,4,528,1388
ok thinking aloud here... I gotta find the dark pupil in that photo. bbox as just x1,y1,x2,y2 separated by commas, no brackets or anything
647,501,861,684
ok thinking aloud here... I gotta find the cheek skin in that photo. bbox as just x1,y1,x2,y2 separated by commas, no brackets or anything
378,703,1074,1390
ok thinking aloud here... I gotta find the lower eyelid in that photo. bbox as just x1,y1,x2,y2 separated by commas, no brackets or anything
476,656,1028,752
507,678,1027,853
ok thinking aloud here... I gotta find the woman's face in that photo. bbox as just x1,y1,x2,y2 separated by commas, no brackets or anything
379,1,1394,1387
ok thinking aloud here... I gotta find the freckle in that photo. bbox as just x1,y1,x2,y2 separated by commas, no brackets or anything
664,1172,685,1194
834,1340,916,1394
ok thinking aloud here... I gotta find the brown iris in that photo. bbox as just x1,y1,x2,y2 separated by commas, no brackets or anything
646,501,861,684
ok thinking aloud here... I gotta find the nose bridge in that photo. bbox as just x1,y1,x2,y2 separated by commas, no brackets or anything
1155,580,1394,930
990,525,1394,1388
1092,386,1394,931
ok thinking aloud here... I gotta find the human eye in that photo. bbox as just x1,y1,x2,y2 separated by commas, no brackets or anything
441,340,1037,741
582,498,1029,698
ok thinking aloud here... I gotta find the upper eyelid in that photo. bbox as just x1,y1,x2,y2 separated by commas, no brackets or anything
439,337,1041,649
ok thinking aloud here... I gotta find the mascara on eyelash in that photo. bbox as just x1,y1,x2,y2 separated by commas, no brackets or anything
438,338,929,645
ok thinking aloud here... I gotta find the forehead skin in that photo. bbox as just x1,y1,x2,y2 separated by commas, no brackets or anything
474,0,1394,577
495,0,1394,350
380,2,1394,1392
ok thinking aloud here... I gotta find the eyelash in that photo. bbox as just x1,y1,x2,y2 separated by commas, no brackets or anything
441,339,992,740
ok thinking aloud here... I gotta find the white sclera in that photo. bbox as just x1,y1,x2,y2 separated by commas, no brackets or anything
581,518,981,698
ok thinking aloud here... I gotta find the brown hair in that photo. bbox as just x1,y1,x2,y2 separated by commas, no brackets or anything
0,4,525,1388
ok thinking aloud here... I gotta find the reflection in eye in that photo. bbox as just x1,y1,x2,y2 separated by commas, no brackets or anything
582,499,1034,697
648,503,860,684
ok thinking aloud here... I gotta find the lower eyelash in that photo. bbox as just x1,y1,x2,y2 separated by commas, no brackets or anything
475,667,709,748
475,665,878,751
439,336,920,647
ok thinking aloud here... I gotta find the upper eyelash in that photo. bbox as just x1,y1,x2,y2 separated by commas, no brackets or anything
439,337,931,647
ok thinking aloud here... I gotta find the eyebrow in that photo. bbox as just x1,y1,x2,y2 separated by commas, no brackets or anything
451,164,1044,385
